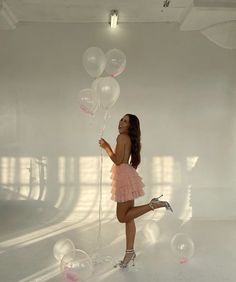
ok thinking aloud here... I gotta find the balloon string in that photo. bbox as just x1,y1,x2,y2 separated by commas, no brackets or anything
100,110,108,138
97,109,109,248
96,147,103,248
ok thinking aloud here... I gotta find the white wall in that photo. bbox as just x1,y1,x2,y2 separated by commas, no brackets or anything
0,22,236,221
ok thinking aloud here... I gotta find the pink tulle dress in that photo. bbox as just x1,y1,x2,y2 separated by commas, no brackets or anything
111,163,145,203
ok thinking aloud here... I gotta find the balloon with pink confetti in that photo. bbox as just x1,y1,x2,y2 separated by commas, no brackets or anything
61,249,94,282
105,49,126,77
78,88,99,116
170,233,195,263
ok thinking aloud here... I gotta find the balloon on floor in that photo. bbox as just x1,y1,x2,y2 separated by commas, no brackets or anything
53,238,75,262
170,233,195,263
61,249,94,282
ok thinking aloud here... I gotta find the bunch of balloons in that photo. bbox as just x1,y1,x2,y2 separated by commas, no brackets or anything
53,239,94,282
79,47,126,116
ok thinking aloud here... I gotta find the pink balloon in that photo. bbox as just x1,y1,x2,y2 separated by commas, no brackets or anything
64,267,79,282
78,88,99,116
105,49,126,77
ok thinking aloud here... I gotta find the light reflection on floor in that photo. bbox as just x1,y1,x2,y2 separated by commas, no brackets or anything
0,155,235,282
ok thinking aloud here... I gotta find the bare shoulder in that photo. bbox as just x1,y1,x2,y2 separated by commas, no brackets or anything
116,134,131,144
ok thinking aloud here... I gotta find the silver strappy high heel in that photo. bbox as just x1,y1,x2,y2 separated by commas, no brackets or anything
114,249,136,268
149,194,173,212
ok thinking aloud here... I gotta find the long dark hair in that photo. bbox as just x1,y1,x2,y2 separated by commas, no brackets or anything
127,114,141,169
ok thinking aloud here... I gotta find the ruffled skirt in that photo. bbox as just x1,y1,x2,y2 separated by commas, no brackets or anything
111,163,145,203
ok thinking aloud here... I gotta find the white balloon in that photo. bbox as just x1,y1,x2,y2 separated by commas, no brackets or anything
105,49,126,77
61,249,94,281
83,47,106,78
53,239,75,262
93,77,120,109
170,233,195,263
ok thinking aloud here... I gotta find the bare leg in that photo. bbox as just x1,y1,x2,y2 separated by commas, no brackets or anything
116,200,166,223
116,201,136,249
126,220,136,250
115,198,170,268
116,200,137,267
116,200,166,267
124,198,136,250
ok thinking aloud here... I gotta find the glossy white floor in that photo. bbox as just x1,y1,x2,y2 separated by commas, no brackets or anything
0,197,235,282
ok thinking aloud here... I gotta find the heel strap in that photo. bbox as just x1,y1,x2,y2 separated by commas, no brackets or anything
149,202,155,210
149,195,164,211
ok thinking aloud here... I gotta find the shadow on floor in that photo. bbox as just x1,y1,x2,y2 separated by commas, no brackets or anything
0,200,61,240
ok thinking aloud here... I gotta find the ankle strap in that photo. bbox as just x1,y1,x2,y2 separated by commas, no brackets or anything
149,203,155,210
126,249,134,253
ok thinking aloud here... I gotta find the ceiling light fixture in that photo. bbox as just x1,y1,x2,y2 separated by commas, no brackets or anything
110,10,118,28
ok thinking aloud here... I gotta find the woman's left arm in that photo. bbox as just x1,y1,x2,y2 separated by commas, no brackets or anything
99,135,127,165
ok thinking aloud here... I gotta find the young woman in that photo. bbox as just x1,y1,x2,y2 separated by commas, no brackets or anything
99,114,173,268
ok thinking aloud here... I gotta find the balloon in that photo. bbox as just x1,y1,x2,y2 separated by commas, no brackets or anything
61,249,94,282
105,49,126,77
78,88,99,116
170,233,195,263
53,239,75,262
82,47,106,78
92,77,120,109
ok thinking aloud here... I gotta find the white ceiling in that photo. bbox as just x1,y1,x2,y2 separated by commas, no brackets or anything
1,0,236,49
2,0,190,24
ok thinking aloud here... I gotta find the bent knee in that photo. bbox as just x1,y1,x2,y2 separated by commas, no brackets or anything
117,215,127,223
